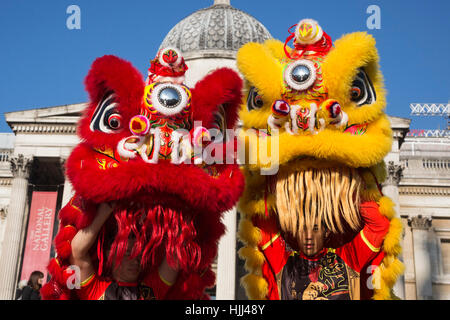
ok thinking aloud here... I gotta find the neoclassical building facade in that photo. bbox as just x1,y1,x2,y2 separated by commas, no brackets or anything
0,0,449,300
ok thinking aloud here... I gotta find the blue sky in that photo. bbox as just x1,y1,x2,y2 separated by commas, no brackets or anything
0,0,448,133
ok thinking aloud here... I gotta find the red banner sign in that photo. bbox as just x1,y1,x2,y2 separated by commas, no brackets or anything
20,191,58,283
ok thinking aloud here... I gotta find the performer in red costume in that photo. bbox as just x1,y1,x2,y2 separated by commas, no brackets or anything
255,201,390,300
70,202,178,300
41,47,245,300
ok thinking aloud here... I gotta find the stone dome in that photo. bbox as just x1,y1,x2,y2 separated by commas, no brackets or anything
159,0,272,59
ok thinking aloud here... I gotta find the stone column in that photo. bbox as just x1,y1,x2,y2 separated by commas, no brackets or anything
0,154,32,300
216,207,236,299
383,161,403,213
60,157,74,208
0,206,8,259
382,161,406,299
408,215,433,300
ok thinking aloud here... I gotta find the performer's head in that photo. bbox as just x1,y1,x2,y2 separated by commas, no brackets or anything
297,222,329,257
110,237,141,283
275,167,363,255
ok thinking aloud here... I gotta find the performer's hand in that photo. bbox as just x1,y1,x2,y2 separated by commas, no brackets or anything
159,256,179,285
70,202,116,283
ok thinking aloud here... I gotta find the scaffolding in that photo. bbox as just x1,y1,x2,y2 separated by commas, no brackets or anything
408,103,450,137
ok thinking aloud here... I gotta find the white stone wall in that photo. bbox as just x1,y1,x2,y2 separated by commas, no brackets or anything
184,56,239,88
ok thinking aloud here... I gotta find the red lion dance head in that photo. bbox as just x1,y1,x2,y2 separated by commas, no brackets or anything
41,48,244,300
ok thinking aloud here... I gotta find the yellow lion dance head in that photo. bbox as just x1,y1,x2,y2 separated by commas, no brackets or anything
237,19,404,300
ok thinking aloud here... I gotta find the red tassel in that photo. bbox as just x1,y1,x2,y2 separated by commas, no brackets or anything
283,24,298,59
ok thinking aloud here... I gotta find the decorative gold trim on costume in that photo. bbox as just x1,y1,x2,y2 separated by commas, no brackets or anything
360,230,380,252
69,197,82,212
80,273,95,287
261,232,280,250
158,270,174,286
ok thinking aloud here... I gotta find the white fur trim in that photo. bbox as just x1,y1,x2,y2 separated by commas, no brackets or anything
151,83,189,116
158,47,183,68
309,103,318,134
139,128,161,164
295,19,323,45
283,59,317,92
170,130,191,164
117,136,143,160
153,75,185,85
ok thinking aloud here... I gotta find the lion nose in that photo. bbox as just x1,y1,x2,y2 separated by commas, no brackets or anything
129,115,150,136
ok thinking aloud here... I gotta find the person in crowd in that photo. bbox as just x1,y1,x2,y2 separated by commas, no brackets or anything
21,271,44,300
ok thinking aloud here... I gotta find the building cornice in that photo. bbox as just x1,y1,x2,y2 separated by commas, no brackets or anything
400,186,450,196
10,123,77,134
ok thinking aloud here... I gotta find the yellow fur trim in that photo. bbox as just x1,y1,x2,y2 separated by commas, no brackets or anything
240,274,268,300
361,187,383,202
322,32,386,125
264,39,291,60
371,162,387,184
373,256,405,300
240,115,392,170
378,196,396,220
383,218,403,256
236,29,401,300
238,193,275,218
237,42,283,129
238,247,265,274
238,218,262,247
371,195,404,300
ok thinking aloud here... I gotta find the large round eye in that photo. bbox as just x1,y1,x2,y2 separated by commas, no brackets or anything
150,83,189,116
350,69,376,106
90,92,122,133
284,59,317,91
158,87,181,108
247,87,264,111
107,114,122,130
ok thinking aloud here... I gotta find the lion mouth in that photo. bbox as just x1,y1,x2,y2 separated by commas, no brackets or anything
267,100,348,135
117,127,194,164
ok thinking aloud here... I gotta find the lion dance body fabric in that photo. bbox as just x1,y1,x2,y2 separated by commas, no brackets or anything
41,48,244,300
237,19,404,300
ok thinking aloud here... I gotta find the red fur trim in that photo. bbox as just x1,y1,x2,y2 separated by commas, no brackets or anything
54,226,77,259
41,280,72,300
58,204,80,226
45,56,245,300
66,144,245,214
46,258,65,285
191,67,243,129
78,55,145,149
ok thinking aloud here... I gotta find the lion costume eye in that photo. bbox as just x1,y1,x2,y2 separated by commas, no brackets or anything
90,92,122,133
350,68,376,106
247,87,264,111
150,83,189,116
284,59,317,91
107,114,122,130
